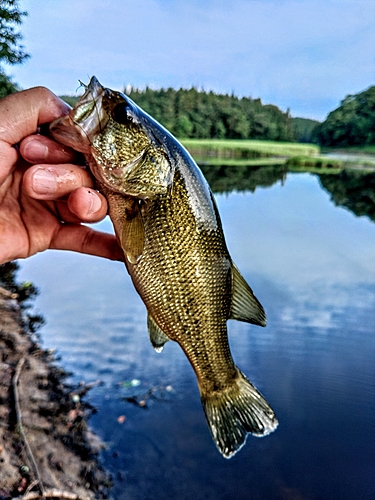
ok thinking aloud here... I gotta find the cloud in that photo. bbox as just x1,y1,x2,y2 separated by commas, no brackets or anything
6,0,375,119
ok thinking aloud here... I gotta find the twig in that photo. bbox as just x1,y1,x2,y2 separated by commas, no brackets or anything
13,356,46,496
18,489,91,499
122,384,173,408
25,480,39,495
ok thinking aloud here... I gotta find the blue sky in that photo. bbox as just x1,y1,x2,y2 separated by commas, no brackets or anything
5,0,375,120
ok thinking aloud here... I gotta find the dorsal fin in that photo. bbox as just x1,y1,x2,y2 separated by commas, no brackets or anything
229,264,266,327
120,198,145,264
147,314,170,352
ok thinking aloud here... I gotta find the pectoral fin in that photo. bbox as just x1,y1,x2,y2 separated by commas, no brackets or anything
120,198,145,264
229,264,266,326
147,314,170,352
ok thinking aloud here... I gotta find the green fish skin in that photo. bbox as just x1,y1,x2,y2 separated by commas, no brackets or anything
50,76,278,458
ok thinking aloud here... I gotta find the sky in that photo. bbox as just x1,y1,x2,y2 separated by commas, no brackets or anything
4,0,375,121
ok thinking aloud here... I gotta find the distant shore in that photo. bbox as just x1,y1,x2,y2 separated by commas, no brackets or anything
181,138,375,173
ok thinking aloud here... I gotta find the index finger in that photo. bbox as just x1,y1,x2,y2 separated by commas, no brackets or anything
0,87,70,184
0,87,70,145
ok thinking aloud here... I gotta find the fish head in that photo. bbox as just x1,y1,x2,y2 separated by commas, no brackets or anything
50,76,174,198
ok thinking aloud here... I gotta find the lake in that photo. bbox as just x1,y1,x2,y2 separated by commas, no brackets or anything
19,169,375,500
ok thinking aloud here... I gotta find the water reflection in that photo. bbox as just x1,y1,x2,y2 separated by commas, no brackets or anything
199,163,287,193
202,162,375,226
18,171,375,499
317,169,375,222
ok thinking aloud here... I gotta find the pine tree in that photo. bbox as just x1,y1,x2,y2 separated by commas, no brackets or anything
0,0,29,96
0,0,28,65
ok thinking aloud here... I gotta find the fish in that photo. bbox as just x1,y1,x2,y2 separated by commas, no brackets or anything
50,76,278,458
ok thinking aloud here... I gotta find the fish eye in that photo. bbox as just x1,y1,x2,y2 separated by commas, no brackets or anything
111,102,132,124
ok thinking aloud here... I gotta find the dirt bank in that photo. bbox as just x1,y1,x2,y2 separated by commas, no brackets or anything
0,286,109,499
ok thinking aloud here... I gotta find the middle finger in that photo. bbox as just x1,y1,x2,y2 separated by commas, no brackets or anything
23,163,95,200
20,134,81,165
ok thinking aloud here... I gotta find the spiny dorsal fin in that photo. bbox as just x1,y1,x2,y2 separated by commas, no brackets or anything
229,264,266,326
120,198,145,264
147,314,170,353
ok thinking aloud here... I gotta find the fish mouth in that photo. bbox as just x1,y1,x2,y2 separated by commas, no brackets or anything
50,76,108,152
71,76,109,137
82,76,103,97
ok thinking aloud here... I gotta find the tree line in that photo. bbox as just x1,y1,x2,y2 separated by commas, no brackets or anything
314,86,375,147
128,86,295,142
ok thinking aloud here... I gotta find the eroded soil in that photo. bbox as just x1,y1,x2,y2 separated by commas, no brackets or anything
0,287,109,499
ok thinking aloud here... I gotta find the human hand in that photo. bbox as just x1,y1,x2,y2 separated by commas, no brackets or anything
0,86,123,265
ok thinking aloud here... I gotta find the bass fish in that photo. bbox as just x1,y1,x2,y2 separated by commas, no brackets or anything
50,76,278,458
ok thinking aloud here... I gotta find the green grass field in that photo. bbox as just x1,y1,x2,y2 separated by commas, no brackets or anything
181,138,320,158
192,157,286,167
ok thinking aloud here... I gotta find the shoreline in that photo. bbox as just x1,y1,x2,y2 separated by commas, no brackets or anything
0,286,110,499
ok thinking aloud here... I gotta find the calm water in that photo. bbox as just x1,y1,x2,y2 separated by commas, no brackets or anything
19,172,375,500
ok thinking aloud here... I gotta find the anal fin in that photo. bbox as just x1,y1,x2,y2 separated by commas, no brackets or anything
147,314,170,353
229,263,266,326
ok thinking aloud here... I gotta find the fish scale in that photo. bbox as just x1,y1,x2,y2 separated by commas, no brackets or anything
130,170,234,389
50,76,278,458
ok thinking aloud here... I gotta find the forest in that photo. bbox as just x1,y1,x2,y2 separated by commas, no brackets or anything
314,86,375,147
62,87,318,143
127,86,296,141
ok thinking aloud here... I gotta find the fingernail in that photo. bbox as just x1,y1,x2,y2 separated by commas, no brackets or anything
32,169,57,194
23,141,48,160
87,190,102,214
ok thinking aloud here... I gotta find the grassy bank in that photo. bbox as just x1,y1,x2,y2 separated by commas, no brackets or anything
287,154,375,172
182,139,375,172
192,157,286,167
181,139,320,160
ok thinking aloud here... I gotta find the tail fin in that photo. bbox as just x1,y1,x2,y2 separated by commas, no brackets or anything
200,368,278,458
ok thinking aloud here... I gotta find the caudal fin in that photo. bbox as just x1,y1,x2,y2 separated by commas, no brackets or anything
200,368,278,458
